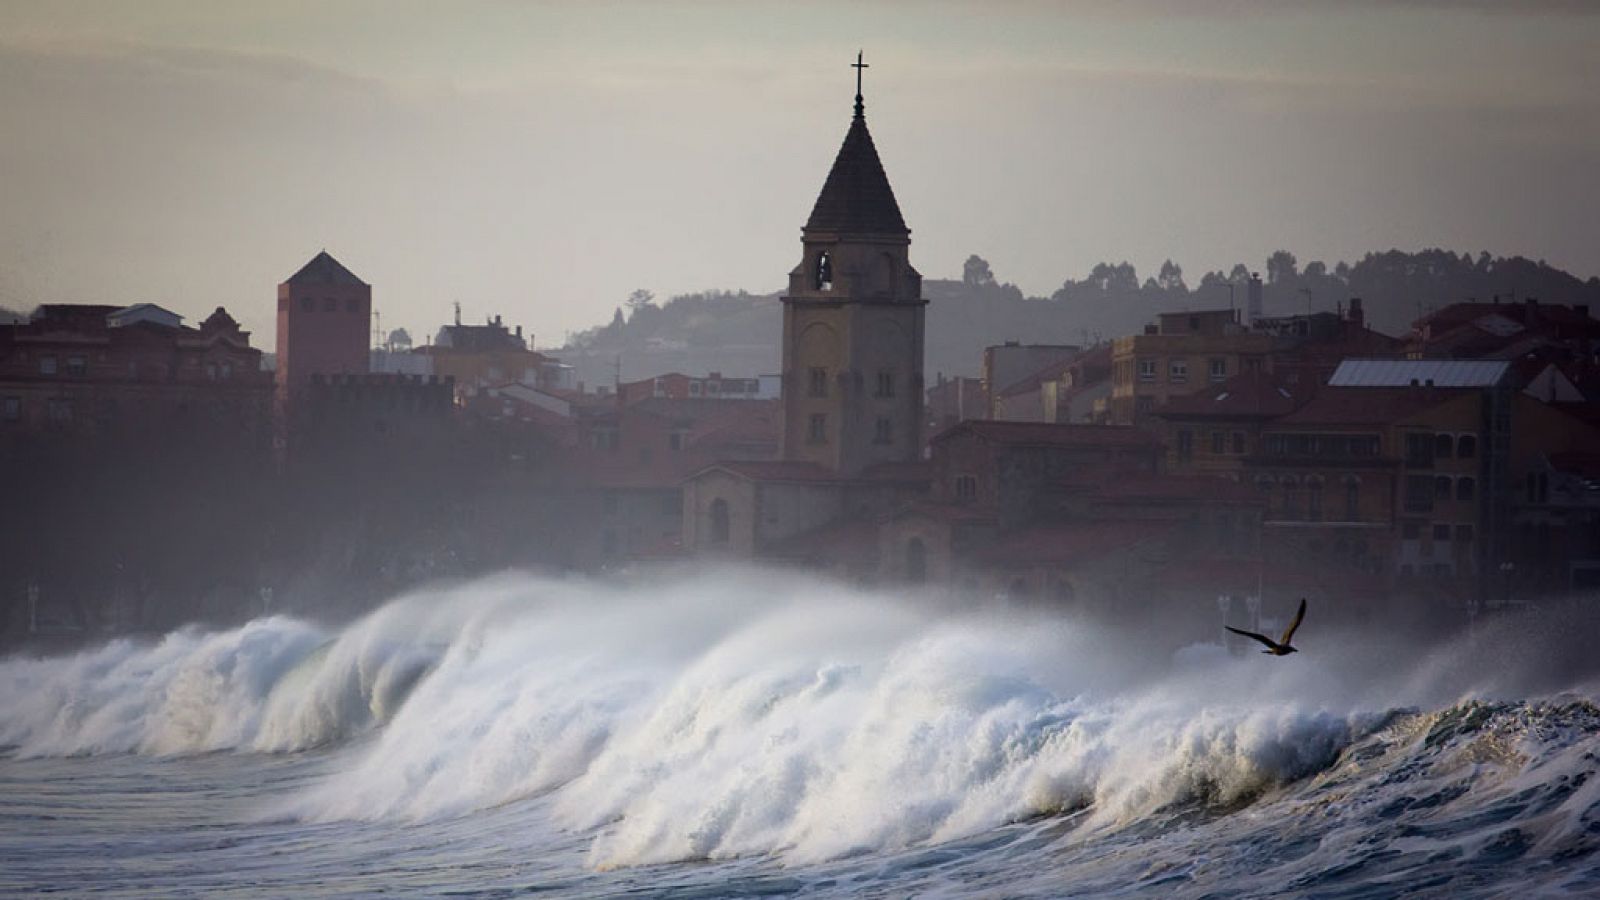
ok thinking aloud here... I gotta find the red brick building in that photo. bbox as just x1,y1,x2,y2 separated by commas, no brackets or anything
276,251,371,407
0,303,271,440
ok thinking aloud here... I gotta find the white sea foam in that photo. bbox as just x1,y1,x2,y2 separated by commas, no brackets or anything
4,567,1598,872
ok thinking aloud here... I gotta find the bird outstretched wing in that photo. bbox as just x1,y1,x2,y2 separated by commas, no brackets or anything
1279,598,1307,646
1226,626,1279,651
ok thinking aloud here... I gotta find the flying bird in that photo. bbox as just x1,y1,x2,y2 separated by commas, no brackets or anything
1227,598,1307,656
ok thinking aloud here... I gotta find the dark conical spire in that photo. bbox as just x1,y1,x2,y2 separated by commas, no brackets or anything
803,112,908,237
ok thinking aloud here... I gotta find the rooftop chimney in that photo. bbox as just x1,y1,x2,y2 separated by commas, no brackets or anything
1348,297,1365,329
1247,273,1264,325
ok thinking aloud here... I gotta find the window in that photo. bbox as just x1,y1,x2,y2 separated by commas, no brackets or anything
954,475,977,502
1307,478,1324,522
300,296,314,312
1405,474,1434,512
874,416,893,444
875,370,895,398
39,356,57,376
709,498,730,544
591,426,619,451
1138,359,1156,382
1434,433,1454,459
1404,433,1434,469
1458,435,1477,459
689,382,702,395
323,297,337,312
662,493,682,517
1209,358,1228,382
1232,432,1246,455
2,397,18,421
346,298,360,313
47,399,72,422
808,413,827,444
1280,477,1300,519
1177,429,1194,463
66,356,87,377
1432,523,1451,542
1210,431,1225,454
1402,520,1421,540
808,367,828,398
1434,475,1453,500
1344,477,1361,521
815,251,833,290
1457,477,1475,502
1455,524,1474,543
1169,359,1188,383
602,528,619,557
669,430,688,451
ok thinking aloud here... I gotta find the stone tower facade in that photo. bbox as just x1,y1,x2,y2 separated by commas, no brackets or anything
780,87,926,475
275,250,371,404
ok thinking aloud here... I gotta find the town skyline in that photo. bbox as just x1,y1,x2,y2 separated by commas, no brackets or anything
3,1,1599,345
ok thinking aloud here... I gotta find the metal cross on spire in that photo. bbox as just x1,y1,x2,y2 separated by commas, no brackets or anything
852,50,869,118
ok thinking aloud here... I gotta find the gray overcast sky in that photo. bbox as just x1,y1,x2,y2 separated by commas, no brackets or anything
1,1,1597,347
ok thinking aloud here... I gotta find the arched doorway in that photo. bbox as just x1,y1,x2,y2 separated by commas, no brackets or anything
906,537,927,583
709,498,730,545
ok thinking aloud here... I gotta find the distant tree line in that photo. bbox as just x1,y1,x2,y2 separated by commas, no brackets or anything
558,249,1600,378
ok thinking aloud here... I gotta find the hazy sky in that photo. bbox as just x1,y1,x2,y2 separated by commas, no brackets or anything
2,1,1597,348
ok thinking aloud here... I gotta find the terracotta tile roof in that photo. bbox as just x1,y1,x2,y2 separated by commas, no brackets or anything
1416,301,1599,334
932,420,1159,448
858,460,935,483
1275,386,1462,427
803,115,908,236
1549,452,1600,481
285,250,366,287
1154,370,1305,420
996,354,1080,399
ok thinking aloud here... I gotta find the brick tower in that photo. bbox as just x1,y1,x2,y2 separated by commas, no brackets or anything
275,250,371,406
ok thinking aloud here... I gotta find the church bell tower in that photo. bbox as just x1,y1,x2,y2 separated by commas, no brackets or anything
781,53,926,475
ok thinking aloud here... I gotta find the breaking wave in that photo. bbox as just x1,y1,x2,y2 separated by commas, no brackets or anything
4,568,1600,874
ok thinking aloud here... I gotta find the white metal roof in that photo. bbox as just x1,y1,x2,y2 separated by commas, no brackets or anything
1329,359,1511,388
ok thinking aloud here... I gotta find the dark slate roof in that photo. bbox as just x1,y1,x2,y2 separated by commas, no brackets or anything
285,251,367,287
803,116,908,237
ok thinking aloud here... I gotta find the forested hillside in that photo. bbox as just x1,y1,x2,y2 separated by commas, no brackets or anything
557,250,1600,383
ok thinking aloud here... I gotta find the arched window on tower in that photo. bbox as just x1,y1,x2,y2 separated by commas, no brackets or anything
871,252,895,296
709,498,730,545
815,252,834,291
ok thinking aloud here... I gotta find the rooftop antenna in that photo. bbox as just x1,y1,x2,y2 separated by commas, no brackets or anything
454,301,462,327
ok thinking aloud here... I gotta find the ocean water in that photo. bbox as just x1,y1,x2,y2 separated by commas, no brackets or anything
3,569,1599,898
